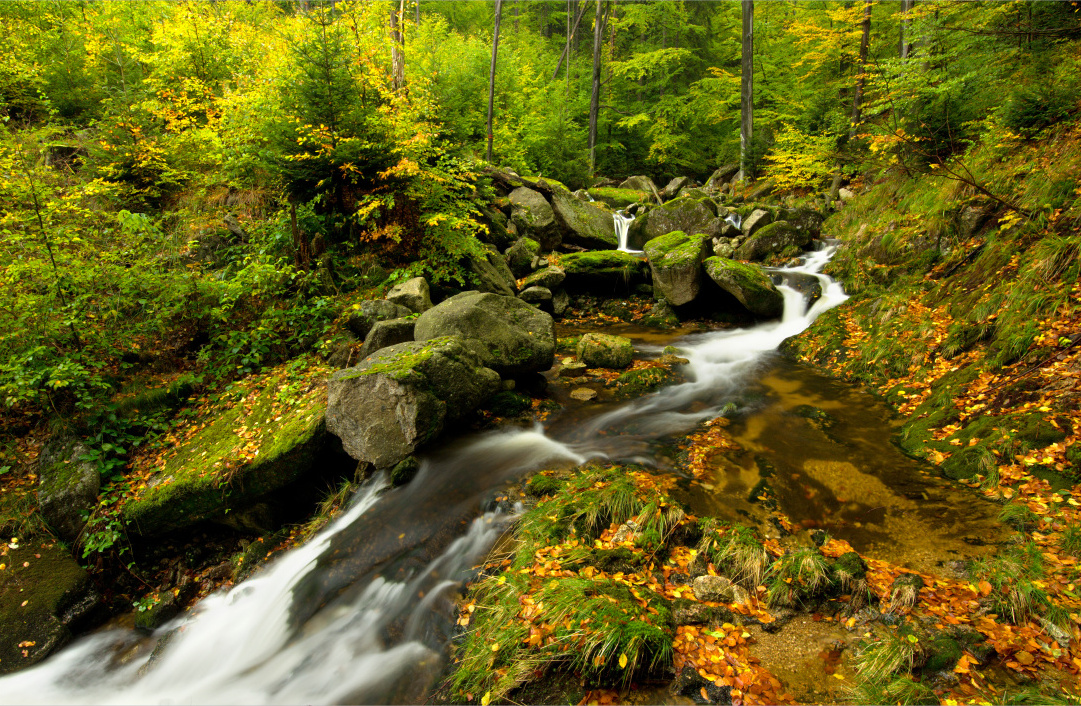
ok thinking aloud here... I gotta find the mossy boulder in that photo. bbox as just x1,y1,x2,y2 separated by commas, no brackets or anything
123,370,335,537
36,438,99,542
509,186,561,250
0,541,97,675
327,336,500,469
357,317,415,360
735,220,812,262
620,175,659,193
551,189,618,250
740,208,773,237
644,231,711,306
587,187,649,209
414,291,555,376
577,333,634,369
616,366,683,398
778,207,825,240
627,196,723,251
465,244,517,297
344,299,411,339
558,250,650,295
504,237,542,278
703,257,784,318
521,265,566,290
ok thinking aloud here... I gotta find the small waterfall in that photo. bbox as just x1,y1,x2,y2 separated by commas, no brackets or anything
614,211,638,252
724,212,742,230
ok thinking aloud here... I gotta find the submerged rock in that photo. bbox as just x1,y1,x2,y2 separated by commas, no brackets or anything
387,277,433,313
327,337,500,469
569,387,598,402
414,291,555,376
703,257,784,318
577,332,634,369
644,231,710,306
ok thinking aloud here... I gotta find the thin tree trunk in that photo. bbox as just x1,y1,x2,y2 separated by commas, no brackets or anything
900,0,912,58
513,0,519,33
588,0,607,174
829,0,872,201
415,0,419,25
551,0,589,80
486,0,503,163
739,0,753,183
390,0,405,91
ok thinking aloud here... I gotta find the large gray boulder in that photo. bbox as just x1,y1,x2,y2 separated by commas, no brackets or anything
327,337,500,469
357,317,415,360
619,175,658,195
551,190,617,250
37,439,99,542
346,299,411,339
741,209,773,238
414,292,555,376
387,277,432,313
735,221,812,261
519,286,553,313
643,231,710,306
504,237,541,278
704,257,784,318
626,196,724,251
779,207,825,240
705,164,740,192
509,187,560,250
466,245,517,297
558,250,650,294
661,176,693,201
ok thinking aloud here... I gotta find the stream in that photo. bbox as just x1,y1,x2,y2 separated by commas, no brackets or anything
0,243,1002,704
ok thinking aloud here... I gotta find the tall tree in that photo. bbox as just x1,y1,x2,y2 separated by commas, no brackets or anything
486,0,503,163
900,0,913,58
588,0,608,174
740,0,753,182
830,0,873,200
390,0,405,91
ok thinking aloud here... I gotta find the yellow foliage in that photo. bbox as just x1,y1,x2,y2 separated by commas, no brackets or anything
764,123,837,191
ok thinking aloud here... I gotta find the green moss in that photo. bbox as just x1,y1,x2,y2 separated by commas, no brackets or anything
121,375,327,536
643,231,706,270
615,367,679,398
588,187,649,208
486,391,532,417
560,250,644,274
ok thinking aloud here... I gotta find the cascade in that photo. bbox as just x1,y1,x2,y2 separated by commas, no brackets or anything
614,211,638,252
0,245,847,705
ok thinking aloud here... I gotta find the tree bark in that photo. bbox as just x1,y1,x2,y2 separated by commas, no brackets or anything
900,0,912,58
551,0,589,80
588,0,607,174
389,0,405,91
486,0,503,163
739,0,753,183
829,0,872,201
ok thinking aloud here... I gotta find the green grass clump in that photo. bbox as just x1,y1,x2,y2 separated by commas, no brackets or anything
698,522,771,588
998,502,1039,533
846,674,935,706
766,546,833,607
1060,523,1081,557
972,542,1057,625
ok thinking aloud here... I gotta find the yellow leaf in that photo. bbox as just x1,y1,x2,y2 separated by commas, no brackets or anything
619,653,628,669
481,691,491,706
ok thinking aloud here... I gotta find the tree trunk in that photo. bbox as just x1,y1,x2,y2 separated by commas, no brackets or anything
415,0,420,25
588,0,607,175
513,0,519,33
551,0,588,80
900,0,912,58
486,0,503,163
829,0,872,201
739,0,753,183
389,0,405,91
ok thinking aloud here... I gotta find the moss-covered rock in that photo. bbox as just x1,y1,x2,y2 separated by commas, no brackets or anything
616,366,682,398
345,299,412,339
464,244,517,297
125,394,331,538
0,541,97,675
327,336,500,470
703,257,784,318
36,439,99,542
551,189,618,250
588,187,649,209
644,231,710,306
414,291,556,376
627,196,723,251
735,220,812,262
558,250,650,295
486,390,533,417
520,265,566,290
386,276,432,313
356,317,415,360
509,186,561,250
504,237,542,278
578,333,634,369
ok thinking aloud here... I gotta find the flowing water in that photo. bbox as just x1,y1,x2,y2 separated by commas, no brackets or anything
0,242,998,704
614,211,638,252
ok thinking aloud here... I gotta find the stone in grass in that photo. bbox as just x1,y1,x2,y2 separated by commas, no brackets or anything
703,256,784,319
569,387,598,402
386,276,433,313
577,332,634,369
692,575,736,603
